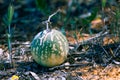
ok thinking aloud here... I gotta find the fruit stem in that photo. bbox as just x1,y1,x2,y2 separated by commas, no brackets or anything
46,9,61,31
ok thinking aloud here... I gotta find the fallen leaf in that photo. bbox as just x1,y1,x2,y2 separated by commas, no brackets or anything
91,18,104,31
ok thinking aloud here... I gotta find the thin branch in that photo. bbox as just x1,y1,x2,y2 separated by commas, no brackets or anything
76,30,109,50
49,62,93,71
114,44,120,56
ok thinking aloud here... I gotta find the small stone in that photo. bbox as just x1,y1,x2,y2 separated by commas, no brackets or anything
55,76,66,80
64,62,70,69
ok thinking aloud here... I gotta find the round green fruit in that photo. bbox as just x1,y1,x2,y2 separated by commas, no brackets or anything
31,29,69,67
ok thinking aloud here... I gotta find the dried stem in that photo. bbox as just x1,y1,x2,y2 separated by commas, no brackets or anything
43,9,61,31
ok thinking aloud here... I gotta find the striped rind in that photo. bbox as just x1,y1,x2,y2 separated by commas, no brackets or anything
31,29,69,67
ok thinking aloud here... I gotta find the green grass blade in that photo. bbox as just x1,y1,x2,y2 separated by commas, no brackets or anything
7,4,14,25
102,0,107,8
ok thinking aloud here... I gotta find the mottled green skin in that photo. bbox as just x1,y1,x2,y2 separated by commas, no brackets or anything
31,29,69,67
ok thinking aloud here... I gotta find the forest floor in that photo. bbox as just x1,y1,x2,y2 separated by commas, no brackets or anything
0,0,120,80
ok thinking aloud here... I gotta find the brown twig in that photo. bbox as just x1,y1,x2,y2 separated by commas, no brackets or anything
49,63,93,71
76,30,109,50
